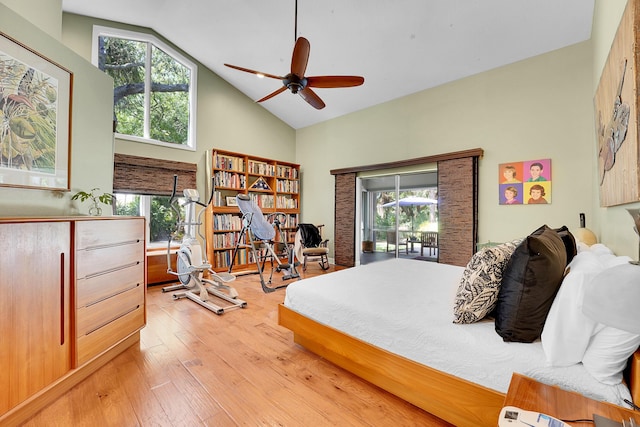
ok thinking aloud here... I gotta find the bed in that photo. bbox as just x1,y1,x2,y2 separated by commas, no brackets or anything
278,235,640,427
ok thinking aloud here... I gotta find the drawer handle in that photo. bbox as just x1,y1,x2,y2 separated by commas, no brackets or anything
84,261,140,279
60,252,65,346
84,283,141,308
84,305,140,335
83,239,141,251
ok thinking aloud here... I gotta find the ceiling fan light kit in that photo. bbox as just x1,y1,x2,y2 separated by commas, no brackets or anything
224,1,364,110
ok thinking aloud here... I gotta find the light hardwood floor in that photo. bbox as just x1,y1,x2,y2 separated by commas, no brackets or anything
23,264,452,426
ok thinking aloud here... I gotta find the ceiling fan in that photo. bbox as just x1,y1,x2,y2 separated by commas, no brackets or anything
224,1,364,110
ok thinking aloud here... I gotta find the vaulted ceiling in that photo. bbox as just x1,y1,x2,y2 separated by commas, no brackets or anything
62,0,595,129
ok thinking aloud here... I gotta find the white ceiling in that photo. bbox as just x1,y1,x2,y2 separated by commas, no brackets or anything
61,0,595,130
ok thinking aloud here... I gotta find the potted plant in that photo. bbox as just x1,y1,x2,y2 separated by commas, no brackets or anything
71,188,114,216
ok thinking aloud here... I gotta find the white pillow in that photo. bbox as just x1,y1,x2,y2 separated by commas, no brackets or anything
582,324,640,385
541,269,597,366
541,246,632,367
580,262,640,385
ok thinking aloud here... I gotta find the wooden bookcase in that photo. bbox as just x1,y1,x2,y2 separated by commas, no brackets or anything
205,149,300,272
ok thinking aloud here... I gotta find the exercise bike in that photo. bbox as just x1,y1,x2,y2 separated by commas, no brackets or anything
162,175,247,314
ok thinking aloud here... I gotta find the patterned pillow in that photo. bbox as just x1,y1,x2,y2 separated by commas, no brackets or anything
453,239,521,324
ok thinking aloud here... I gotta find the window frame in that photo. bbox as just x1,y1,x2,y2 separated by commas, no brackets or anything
91,25,198,151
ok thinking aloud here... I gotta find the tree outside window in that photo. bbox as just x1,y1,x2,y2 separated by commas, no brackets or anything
115,194,185,247
93,26,197,150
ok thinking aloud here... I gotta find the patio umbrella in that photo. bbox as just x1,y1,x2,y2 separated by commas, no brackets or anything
382,196,438,232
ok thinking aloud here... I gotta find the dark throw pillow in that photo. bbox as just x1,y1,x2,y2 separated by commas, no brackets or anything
554,225,577,265
494,225,567,343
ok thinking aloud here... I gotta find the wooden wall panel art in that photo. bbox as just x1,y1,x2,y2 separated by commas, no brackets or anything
594,0,640,206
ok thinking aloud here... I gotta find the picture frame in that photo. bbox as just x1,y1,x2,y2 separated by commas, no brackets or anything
226,196,238,207
593,0,639,207
498,159,552,205
0,32,72,190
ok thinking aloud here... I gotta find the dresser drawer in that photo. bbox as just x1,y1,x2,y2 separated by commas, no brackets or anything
76,305,145,365
77,261,144,308
76,240,144,279
76,219,144,250
77,284,144,337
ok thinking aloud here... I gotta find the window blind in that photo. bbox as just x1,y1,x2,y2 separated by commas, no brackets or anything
113,153,197,196
437,156,479,266
334,172,356,267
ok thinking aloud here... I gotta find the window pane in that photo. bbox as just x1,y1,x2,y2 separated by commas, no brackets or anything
98,36,146,137
150,195,180,242
114,193,141,216
115,194,186,245
150,46,190,144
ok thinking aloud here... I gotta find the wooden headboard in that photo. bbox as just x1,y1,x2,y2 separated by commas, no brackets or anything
627,349,640,405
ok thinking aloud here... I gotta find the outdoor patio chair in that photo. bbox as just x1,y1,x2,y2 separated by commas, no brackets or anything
421,231,438,256
386,230,408,254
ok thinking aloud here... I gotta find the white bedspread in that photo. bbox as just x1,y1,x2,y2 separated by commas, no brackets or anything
284,258,632,406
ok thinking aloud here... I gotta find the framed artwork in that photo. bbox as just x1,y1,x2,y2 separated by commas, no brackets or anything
0,32,72,190
226,196,238,207
498,159,552,205
593,0,639,207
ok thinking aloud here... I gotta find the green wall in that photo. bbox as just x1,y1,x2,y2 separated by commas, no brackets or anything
3,0,639,260
297,41,596,255
61,13,296,202
0,1,114,216
296,0,640,260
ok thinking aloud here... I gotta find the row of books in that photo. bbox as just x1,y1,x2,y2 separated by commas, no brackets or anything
276,179,299,193
214,171,246,189
276,165,299,179
279,214,299,229
276,196,298,209
213,248,256,268
249,193,275,208
213,214,243,230
247,160,275,176
212,232,245,249
214,153,245,172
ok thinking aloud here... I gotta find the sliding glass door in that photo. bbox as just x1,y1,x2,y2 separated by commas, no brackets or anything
359,172,438,265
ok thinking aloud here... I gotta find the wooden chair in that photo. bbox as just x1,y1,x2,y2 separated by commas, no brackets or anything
421,231,438,256
296,224,330,271
386,230,408,254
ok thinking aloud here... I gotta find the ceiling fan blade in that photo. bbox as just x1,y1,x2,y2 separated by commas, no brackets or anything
291,37,310,77
224,63,283,80
257,86,287,103
307,75,365,88
298,87,325,110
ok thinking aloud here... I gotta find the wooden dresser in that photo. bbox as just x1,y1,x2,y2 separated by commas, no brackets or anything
0,216,146,425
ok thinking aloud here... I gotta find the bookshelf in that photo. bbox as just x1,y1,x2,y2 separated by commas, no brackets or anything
206,149,300,272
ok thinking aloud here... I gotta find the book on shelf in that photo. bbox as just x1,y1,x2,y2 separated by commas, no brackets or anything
276,179,299,193
214,171,246,189
214,153,245,172
248,160,275,176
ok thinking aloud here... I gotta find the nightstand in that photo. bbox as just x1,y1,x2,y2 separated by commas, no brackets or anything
503,373,639,425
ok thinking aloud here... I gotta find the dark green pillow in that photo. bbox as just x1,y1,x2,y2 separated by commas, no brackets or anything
494,225,567,343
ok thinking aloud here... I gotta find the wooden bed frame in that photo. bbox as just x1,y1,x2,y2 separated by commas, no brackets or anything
278,304,640,427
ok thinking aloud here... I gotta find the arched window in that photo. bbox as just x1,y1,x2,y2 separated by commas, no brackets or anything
92,26,197,150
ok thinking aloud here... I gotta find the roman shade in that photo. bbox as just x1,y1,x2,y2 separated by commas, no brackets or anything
113,153,197,196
